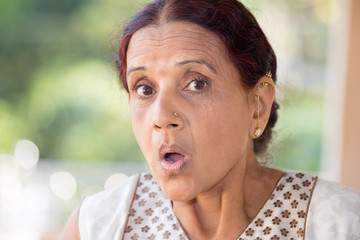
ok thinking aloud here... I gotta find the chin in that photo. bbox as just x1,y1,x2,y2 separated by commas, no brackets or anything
156,174,198,202
164,187,197,202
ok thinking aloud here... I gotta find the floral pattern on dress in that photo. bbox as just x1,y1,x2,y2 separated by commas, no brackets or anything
122,172,317,240
235,172,317,240
123,174,186,240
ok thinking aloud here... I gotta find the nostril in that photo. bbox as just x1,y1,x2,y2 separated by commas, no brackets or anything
170,124,178,127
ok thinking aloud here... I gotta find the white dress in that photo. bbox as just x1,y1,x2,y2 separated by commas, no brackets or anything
78,172,360,240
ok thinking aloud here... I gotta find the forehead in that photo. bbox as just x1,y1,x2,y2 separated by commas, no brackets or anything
126,21,228,66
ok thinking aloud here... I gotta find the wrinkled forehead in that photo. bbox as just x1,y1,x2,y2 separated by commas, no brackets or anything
126,21,228,65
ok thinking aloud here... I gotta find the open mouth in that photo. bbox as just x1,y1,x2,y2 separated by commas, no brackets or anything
164,152,184,163
159,145,187,175
161,152,186,174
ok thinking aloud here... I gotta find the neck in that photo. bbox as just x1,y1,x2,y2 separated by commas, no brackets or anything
172,151,283,240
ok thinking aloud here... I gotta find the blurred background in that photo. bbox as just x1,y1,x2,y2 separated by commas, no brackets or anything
1,0,359,239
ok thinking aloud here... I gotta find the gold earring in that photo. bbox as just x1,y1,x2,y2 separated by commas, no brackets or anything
259,82,269,91
265,71,272,78
254,127,262,137
173,112,178,117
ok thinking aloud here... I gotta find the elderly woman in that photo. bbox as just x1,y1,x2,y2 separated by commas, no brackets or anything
61,0,360,239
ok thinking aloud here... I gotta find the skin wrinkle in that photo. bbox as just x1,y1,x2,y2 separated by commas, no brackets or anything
126,28,220,50
127,26,222,67
128,59,217,80
128,31,220,49
128,47,218,70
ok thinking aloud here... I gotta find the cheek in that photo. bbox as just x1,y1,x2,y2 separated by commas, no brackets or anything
130,104,152,156
193,97,252,159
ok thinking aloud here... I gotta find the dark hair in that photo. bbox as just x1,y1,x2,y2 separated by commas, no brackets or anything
116,0,279,155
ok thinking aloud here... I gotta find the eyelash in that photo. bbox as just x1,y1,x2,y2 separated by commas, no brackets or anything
131,76,209,98
186,77,209,92
132,83,155,98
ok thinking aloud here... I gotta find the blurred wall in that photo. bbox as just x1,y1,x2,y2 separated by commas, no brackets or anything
340,0,360,190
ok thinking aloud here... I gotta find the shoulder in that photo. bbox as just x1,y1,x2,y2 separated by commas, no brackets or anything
78,173,142,239
312,177,360,202
310,177,360,215
306,177,360,239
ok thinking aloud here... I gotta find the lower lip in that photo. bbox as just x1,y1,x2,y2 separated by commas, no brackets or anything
160,156,187,175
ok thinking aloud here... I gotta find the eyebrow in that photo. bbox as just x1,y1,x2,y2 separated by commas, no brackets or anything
127,66,146,77
177,59,217,74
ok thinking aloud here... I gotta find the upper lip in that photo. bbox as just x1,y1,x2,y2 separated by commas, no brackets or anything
158,144,186,160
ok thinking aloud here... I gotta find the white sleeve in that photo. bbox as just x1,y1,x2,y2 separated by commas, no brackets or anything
305,178,360,240
78,174,140,240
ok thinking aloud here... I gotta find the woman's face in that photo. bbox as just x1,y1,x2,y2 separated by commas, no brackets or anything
126,21,255,201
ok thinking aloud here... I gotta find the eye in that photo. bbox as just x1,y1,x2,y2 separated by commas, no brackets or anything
186,78,208,91
135,84,155,97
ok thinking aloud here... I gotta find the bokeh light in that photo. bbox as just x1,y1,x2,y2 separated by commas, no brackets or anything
50,171,77,200
0,177,22,214
0,154,18,181
104,173,128,190
23,183,51,214
0,154,21,215
14,139,39,169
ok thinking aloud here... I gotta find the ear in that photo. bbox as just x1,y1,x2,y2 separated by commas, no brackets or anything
248,76,275,139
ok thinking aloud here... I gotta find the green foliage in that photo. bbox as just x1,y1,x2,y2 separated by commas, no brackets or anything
272,90,323,172
0,0,149,161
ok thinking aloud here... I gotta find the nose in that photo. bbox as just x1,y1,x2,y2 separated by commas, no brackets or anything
152,92,183,130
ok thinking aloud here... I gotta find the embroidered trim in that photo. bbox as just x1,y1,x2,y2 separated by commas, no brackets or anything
302,176,318,239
